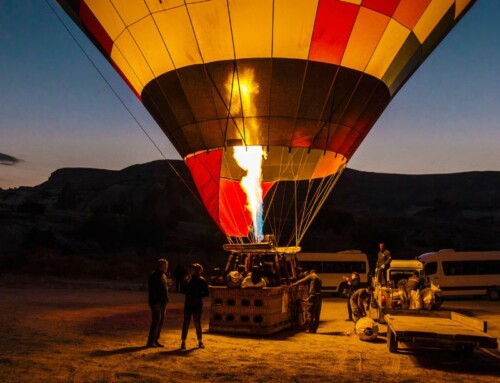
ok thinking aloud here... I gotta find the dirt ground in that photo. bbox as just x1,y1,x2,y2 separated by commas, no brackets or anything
0,274,499,383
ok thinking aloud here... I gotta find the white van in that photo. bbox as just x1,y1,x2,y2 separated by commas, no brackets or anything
418,249,500,300
297,250,369,296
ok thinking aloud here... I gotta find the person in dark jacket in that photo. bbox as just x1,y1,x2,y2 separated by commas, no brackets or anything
376,242,392,285
181,263,209,350
344,271,360,321
147,258,169,348
291,269,322,333
350,286,374,323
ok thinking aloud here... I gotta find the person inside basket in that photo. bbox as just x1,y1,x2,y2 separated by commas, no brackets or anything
226,265,247,288
241,265,267,288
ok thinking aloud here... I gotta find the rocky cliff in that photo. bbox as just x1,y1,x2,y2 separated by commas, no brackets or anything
1,160,499,279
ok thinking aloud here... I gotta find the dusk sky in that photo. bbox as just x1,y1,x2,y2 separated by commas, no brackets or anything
1,0,499,189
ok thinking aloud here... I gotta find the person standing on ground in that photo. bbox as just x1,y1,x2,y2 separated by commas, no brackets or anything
291,268,322,333
147,258,169,348
376,242,392,285
344,271,360,321
181,263,209,350
350,286,375,323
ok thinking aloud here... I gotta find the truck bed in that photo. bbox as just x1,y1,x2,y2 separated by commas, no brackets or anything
385,311,498,353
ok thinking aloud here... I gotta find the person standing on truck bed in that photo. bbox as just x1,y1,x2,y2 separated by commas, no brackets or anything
376,242,392,286
292,269,322,333
350,286,375,323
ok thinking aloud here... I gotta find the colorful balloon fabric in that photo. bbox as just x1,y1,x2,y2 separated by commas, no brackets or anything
57,0,475,241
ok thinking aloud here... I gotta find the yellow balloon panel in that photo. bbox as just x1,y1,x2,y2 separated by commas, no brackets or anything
455,0,474,19
228,0,273,59
187,0,234,63
365,19,411,80
413,0,454,43
107,0,149,26
153,8,202,69
111,30,151,94
128,17,174,76
273,0,318,59
85,0,124,40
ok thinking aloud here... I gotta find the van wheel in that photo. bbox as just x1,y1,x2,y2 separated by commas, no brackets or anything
487,287,499,301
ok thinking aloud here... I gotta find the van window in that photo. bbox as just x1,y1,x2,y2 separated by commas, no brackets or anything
323,261,366,274
442,260,500,276
424,262,438,275
300,261,322,273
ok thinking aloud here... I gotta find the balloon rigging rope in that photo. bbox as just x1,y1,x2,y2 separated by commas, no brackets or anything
44,0,203,206
297,167,345,244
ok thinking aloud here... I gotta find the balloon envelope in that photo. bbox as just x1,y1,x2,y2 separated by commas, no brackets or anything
57,0,476,243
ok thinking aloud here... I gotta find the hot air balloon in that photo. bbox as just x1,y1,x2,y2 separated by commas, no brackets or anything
56,0,476,247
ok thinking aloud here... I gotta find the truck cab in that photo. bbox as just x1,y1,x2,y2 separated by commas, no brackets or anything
369,260,442,323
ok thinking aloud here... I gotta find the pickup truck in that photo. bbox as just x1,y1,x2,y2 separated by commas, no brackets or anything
368,259,442,324
385,311,498,355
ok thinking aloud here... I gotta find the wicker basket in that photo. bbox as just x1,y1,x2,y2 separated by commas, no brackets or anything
209,285,305,335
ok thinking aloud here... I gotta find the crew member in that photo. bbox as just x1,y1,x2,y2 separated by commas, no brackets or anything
350,286,375,323
344,271,360,321
292,269,322,333
376,242,391,285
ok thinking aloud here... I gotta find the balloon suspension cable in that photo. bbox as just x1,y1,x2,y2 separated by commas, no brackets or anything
43,0,203,207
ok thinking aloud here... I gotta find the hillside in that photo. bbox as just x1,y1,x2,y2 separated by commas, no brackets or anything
1,160,499,279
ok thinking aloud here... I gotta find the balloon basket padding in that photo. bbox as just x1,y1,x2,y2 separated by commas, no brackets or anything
208,285,304,335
